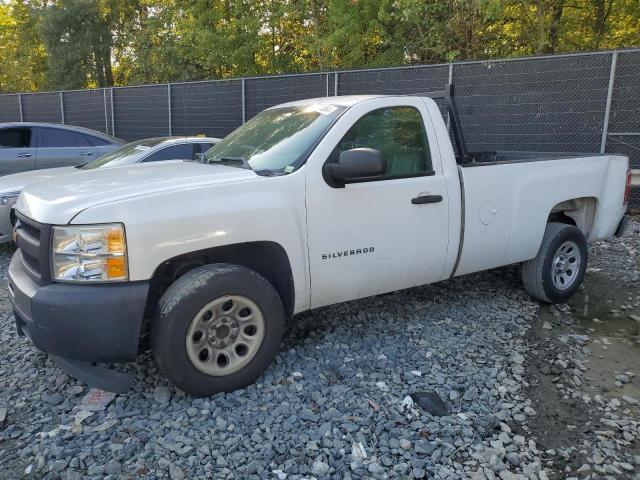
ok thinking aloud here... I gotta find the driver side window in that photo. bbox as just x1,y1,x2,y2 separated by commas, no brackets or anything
334,107,433,177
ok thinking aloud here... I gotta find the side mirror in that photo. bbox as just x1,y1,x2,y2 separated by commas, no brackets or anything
324,148,386,186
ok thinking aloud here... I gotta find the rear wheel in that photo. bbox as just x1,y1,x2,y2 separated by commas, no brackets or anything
522,222,587,303
151,263,285,396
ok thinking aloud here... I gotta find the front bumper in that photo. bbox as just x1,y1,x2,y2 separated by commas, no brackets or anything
8,250,149,391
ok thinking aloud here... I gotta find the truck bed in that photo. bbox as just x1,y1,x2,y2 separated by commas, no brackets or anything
452,153,628,277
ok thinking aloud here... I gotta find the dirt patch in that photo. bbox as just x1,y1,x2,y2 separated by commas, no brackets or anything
521,272,640,477
521,309,593,475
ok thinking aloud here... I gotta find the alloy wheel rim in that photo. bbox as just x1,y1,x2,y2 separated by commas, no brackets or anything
186,295,265,376
551,240,581,290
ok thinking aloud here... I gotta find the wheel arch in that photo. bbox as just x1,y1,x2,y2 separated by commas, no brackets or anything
144,241,295,319
548,196,598,239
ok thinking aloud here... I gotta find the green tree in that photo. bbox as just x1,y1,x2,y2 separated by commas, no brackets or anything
2,0,640,92
39,0,140,89
0,1,47,93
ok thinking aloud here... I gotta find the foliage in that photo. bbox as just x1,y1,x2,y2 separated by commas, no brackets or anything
38,0,140,90
0,0,638,93
0,1,47,93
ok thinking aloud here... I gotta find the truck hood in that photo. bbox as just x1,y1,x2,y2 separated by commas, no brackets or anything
0,166,77,193
0,160,189,195
16,162,257,224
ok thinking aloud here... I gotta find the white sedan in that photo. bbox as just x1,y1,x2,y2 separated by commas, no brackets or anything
0,136,219,243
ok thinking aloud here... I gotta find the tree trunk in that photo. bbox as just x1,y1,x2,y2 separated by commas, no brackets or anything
94,50,106,88
535,0,546,54
545,1,564,53
103,46,113,86
308,0,324,70
592,0,614,48
102,29,113,86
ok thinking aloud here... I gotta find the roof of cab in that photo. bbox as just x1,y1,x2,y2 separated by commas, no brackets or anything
270,95,385,109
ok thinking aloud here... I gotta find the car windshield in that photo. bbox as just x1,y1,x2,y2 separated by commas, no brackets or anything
204,104,345,174
80,138,167,169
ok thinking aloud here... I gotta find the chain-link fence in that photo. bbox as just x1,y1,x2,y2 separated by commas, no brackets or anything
1,49,639,207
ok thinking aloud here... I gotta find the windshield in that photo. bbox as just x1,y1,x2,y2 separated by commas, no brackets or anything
80,138,167,170
204,104,345,174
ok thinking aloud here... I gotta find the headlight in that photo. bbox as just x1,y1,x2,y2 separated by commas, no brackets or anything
0,191,20,206
52,224,128,282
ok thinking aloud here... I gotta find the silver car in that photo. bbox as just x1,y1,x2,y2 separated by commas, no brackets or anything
0,136,220,243
0,122,123,175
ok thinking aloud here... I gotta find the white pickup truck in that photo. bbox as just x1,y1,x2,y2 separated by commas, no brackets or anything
8,86,630,396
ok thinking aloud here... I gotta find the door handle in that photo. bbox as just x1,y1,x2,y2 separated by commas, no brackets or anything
411,194,443,205
17,153,32,158
79,152,94,156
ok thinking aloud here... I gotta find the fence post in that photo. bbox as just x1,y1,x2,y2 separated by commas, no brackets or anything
59,92,65,124
241,78,246,124
110,88,115,137
326,73,329,97
334,72,338,96
103,89,108,134
601,51,618,153
18,94,23,122
447,63,454,130
167,84,173,136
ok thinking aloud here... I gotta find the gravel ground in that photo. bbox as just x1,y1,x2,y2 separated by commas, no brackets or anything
589,216,640,283
0,222,638,480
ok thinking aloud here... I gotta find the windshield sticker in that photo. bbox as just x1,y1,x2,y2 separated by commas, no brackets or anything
134,145,151,151
309,104,338,115
284,165,295,173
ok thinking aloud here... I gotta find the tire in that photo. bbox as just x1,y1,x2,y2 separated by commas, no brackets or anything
521,222,588,304
151,263,285,396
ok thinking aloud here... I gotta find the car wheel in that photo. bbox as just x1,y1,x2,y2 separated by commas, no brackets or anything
151,263,285,396
521,222,588,303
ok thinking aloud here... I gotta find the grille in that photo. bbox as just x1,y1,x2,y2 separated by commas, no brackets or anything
14,211,52,285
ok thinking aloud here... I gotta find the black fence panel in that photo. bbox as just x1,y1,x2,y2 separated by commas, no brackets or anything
63,89,109,135
337,65,449,95
245,74,328,120
171,80,243,138
0,95,20,122
609,51,640,135
453,55,612,153
21,92,62,124
113,85,169,141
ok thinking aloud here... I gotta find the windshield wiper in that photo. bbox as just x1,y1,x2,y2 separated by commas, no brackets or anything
254,169,285,176
207,156,252,170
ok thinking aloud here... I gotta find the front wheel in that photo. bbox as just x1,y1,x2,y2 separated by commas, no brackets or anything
151,263,285,396
521,222,588,303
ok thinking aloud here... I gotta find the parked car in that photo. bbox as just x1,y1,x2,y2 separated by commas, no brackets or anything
0,122,123,175
0,136,219,243
8,86,630,396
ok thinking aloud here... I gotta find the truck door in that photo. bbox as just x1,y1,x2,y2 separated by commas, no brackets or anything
306,98,450,308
